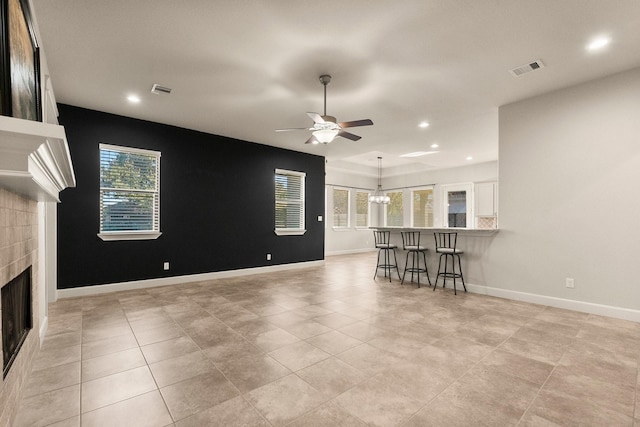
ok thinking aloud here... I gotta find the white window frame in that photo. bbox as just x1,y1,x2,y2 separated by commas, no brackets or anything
332,187,350,230
410,186,434,228
274,168,306,236
442,183,473,228
384,190,404,227
98,143,162,241
355,190,371,229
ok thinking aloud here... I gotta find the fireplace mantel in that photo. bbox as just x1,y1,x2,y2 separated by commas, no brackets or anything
0,116,76,202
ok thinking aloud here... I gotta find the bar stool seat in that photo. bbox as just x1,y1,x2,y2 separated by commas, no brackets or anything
401,231,431,288
373,231,400,282
434,232,466,295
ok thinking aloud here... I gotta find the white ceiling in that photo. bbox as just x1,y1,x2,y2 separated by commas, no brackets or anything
32,0,640,173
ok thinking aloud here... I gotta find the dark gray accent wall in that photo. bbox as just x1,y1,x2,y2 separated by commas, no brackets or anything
57,104,325,289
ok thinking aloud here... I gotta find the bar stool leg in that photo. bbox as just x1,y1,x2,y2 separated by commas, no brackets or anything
434,254,443,291
401,250,410,284
457,254,467,292
422,250,431,286
415,251,420,288
452,254,457,295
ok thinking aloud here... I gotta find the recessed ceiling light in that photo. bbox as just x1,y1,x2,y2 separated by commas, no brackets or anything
418,121,430,128
400,151,439,158
587,36,611,51
127,94,141,103
466,156,473,161
430,143,439,148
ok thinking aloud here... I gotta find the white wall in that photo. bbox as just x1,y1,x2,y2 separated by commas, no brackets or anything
325,165,378,255
484,66,640,314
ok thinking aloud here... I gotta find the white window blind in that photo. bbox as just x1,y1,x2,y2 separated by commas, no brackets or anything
385,191,403,226
355,191,369,227
99,144,161,240
275,169,306,235
411,187,434,227
333,188,349,228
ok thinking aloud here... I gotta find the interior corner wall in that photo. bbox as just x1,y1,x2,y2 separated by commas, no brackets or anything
486,66,640,311
56,104,325,289
325,167,378,255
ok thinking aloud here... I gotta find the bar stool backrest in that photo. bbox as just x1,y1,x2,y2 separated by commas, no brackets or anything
401,231,421,249
434,232,458,251
374,231,392,248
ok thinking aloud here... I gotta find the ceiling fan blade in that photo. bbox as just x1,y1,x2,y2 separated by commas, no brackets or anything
275,127,309,132
307,112,325,123
338,119,373,128
305,135,319,144
337,130,362,141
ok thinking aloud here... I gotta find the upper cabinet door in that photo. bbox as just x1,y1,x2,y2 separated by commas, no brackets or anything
476,182,497,216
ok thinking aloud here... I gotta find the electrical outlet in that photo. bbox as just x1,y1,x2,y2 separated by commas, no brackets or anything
565,278,574,288
163,262,170,271
266,253,271,261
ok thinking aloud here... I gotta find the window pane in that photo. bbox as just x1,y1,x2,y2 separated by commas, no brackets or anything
412,188,433,227
100,191,155,231
333,189,349,227
447,190,467,228
275,174,302,201
275,201,302,228
356,192,369,227
386,191,403,226
100,149,157,191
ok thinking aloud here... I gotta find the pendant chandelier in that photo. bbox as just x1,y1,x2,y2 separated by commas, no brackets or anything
369,157,390,204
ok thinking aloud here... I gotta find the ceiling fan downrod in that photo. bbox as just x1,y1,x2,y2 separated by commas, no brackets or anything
319,74,331,117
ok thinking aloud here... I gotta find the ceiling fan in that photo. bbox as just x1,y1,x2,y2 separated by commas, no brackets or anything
276,74,373,144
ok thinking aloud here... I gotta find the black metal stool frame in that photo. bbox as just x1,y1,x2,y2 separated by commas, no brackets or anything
434,232,466,295
373,231,400,282
400,231,431,288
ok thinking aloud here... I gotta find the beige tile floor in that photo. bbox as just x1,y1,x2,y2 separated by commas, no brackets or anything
13,253,640,426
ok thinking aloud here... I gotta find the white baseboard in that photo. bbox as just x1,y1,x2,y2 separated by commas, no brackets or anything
57,260,324,299
325,248,377,257
466,283,640,323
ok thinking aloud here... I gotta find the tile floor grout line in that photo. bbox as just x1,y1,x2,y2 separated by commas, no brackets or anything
122,301,177,426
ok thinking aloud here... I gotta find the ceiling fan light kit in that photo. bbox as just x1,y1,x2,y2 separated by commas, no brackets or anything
276,74,373,144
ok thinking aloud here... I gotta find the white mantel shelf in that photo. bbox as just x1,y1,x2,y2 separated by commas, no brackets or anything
0,115,76,202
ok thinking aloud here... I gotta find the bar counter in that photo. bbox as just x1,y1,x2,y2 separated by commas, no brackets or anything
370,227,499,236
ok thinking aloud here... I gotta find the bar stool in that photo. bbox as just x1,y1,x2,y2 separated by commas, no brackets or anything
400,231,431,288
373,231,400,282
434,232,466,295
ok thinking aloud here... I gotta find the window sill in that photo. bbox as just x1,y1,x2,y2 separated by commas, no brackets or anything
331,227,352,232
98,231,162,241
274,229,307,236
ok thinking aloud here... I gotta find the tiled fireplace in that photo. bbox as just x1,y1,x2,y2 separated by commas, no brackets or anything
0,188,40,427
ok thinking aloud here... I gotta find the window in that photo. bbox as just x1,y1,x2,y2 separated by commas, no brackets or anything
385,191,403,226
355,191,370,228
275,169,306,235
332,188,350,228
411,187,434,227
98,144,161,241
443,183,473,228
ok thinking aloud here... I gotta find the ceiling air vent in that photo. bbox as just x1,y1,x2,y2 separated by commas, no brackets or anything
151,84,172,95
509,59,545,77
